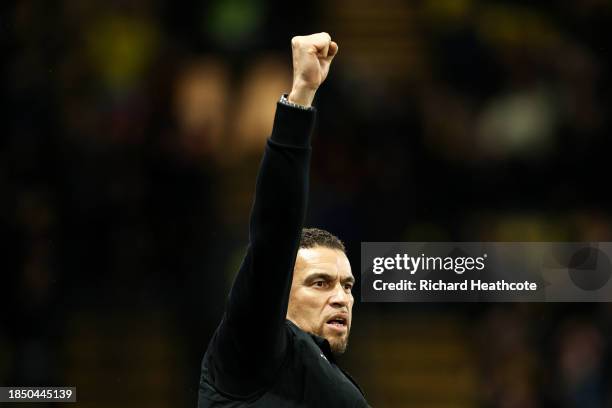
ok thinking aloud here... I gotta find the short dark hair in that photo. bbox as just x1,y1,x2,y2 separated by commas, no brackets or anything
299,227,345,252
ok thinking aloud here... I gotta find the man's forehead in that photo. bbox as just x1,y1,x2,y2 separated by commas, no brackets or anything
296,246,353,277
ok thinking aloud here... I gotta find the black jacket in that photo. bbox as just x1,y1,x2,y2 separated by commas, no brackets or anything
198,101,368,407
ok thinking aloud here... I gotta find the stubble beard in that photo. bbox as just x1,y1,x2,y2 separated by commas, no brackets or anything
319,323,350,355
329,335,349,355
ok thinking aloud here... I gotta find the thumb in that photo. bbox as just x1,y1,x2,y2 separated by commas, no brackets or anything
327,41,339,59
321,41,338,65
320,41,338,73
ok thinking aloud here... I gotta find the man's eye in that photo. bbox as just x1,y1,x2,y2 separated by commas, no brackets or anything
344,284,353,291
314,281,325,287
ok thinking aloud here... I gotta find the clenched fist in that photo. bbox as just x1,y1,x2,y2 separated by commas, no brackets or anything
288,32,338,107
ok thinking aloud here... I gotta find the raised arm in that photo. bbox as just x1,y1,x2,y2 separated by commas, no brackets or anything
206,33,338,396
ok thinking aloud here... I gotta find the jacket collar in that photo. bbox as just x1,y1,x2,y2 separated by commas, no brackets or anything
285,319,366,398
286,319,336,363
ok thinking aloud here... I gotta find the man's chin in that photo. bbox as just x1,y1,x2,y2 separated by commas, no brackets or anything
322,329,349,354
328,337,348,355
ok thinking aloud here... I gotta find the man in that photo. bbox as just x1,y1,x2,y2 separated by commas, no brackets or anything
198,33,369,407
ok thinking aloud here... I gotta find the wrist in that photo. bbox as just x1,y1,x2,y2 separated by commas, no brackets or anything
288,85,317,107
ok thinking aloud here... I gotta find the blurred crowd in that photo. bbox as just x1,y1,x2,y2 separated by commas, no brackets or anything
2,0,612,406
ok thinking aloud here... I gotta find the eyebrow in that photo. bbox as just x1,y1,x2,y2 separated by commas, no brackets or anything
304,272,355,285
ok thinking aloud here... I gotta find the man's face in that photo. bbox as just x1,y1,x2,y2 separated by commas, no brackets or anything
287,246,354,354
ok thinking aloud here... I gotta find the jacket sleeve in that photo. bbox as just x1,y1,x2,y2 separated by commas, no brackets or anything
205,101,316,396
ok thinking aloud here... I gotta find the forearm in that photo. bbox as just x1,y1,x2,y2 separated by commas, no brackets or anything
288,86,316,107
227,101,315,332
210,101,315,395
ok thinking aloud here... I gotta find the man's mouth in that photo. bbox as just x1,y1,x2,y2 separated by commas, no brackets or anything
325,315,348,332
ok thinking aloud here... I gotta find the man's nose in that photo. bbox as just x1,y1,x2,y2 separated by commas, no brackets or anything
330,283,349,307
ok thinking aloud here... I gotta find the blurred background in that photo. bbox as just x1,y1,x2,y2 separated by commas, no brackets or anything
2,0,612,407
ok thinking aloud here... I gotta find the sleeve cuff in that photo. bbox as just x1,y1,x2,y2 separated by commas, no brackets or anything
270,99,317,148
